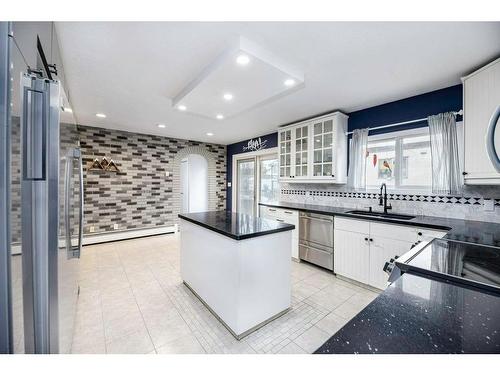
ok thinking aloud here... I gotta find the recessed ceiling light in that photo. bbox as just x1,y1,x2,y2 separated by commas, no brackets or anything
284,79,296,87
177,105,187,111
207,132,214,136
223,93,233,101
216,114,224,120
236,54,250,65
157,124,166,128
96,113,106,118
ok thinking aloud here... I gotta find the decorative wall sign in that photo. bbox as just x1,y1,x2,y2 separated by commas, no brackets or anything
242,137,269,152
88,156,121,172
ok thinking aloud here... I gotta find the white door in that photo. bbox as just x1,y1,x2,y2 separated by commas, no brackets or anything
334,229,370,284
180,159,189,213
463,59,500,181
236,158,256,216
369,236,414,290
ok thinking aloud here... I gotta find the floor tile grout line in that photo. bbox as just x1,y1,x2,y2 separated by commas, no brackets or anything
113,241,156,354
147,248,208,354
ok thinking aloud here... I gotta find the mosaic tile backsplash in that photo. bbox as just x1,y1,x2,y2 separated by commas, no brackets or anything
279,184,500,223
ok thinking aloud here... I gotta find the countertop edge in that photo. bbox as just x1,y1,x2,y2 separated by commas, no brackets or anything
178,213,295,241
258,202,453,231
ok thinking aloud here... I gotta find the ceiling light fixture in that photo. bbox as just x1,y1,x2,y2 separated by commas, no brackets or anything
63,107,73,113
177,105,187,111
207,132,214,136
95,113,106,118
236,54,250,65
216,114,224,120
157,124,166,128
284,79,296,87
223,93,233,101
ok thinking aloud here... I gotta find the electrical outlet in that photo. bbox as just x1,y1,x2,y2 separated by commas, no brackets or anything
227,182,232,188
483,199,495,212
89,226,95,233
165,171,170,178
113,223,119,230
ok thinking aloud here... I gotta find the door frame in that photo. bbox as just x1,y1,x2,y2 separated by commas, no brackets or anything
231,147,278,215
0,21,13,354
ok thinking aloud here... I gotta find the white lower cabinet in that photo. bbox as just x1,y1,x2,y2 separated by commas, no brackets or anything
259,206,299,260
334,230,370,284
368,236,414,290
334,217,447,290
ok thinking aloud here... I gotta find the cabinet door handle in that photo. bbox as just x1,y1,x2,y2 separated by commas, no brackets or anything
364,237,368,241
276,219,284,222
417,232,422,236
369,238,373,242
284,211,293,214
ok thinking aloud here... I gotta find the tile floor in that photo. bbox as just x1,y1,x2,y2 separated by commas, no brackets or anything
71,233,379,354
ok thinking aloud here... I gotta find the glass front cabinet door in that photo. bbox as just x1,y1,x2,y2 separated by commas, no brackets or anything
278,112,348,183
279,129,293,179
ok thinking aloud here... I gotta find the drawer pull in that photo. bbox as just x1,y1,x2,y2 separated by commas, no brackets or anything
284,211,293,214
276,219,284,222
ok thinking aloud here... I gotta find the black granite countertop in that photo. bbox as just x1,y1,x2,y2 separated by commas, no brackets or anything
314,273,500,354
259,201,500,248
178,211,295,241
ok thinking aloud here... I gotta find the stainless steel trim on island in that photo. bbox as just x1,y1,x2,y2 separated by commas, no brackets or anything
178,211,295,340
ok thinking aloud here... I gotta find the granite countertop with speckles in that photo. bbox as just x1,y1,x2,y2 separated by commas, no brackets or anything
314,273,500,354
259,201,500,248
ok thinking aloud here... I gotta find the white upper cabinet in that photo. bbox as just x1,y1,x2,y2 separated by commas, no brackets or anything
278,112,348,183
462,58,500,184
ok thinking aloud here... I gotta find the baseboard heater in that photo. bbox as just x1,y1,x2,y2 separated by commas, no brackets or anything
10,225,178,254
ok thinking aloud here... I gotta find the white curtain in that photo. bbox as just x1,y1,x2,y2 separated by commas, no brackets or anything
348,128,369,190
428,112,462,195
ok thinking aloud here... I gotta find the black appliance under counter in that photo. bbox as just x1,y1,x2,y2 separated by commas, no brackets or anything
178,211,295,241
315,273,500,354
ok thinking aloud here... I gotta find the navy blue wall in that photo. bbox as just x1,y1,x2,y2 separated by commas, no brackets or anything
348,84,463,136
225,84,463,211
226,132,278,211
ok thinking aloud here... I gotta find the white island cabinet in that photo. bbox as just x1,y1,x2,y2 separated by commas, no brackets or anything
179,211,294,339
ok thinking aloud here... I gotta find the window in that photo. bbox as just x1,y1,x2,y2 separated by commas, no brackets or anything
365,129,432,191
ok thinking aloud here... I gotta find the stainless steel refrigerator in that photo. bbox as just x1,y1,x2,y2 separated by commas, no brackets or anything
0,22,83,354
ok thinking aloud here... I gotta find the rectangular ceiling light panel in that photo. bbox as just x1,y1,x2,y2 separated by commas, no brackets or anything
172,37,304,120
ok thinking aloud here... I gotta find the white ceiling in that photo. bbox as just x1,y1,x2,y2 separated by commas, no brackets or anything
55,22,500,145
173,37,305,120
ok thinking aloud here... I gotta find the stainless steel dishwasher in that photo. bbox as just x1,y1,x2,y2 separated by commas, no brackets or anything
298,212,334,270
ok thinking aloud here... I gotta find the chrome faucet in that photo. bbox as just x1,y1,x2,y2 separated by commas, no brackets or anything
379,183,392,214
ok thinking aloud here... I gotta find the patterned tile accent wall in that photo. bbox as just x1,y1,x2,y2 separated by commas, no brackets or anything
78,125,226,234
279,183,500,223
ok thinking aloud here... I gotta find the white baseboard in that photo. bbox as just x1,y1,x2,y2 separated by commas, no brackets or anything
83,225,177,245
10,225,178,255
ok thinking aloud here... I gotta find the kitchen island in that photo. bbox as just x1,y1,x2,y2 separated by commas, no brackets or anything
178,211,295,340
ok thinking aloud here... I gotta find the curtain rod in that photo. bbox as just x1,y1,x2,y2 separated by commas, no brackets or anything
346,109,463,135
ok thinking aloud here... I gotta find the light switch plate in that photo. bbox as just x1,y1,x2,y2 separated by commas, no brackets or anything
483,199,495,212
227,182,232,188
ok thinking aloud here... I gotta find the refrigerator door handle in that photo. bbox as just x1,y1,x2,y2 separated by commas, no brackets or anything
76,149,83,257
65,148,83,259
22,85,46,181
486,105,500,173
64,152,72,256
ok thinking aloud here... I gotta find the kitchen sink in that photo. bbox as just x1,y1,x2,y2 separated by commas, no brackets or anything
346,210,416,220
